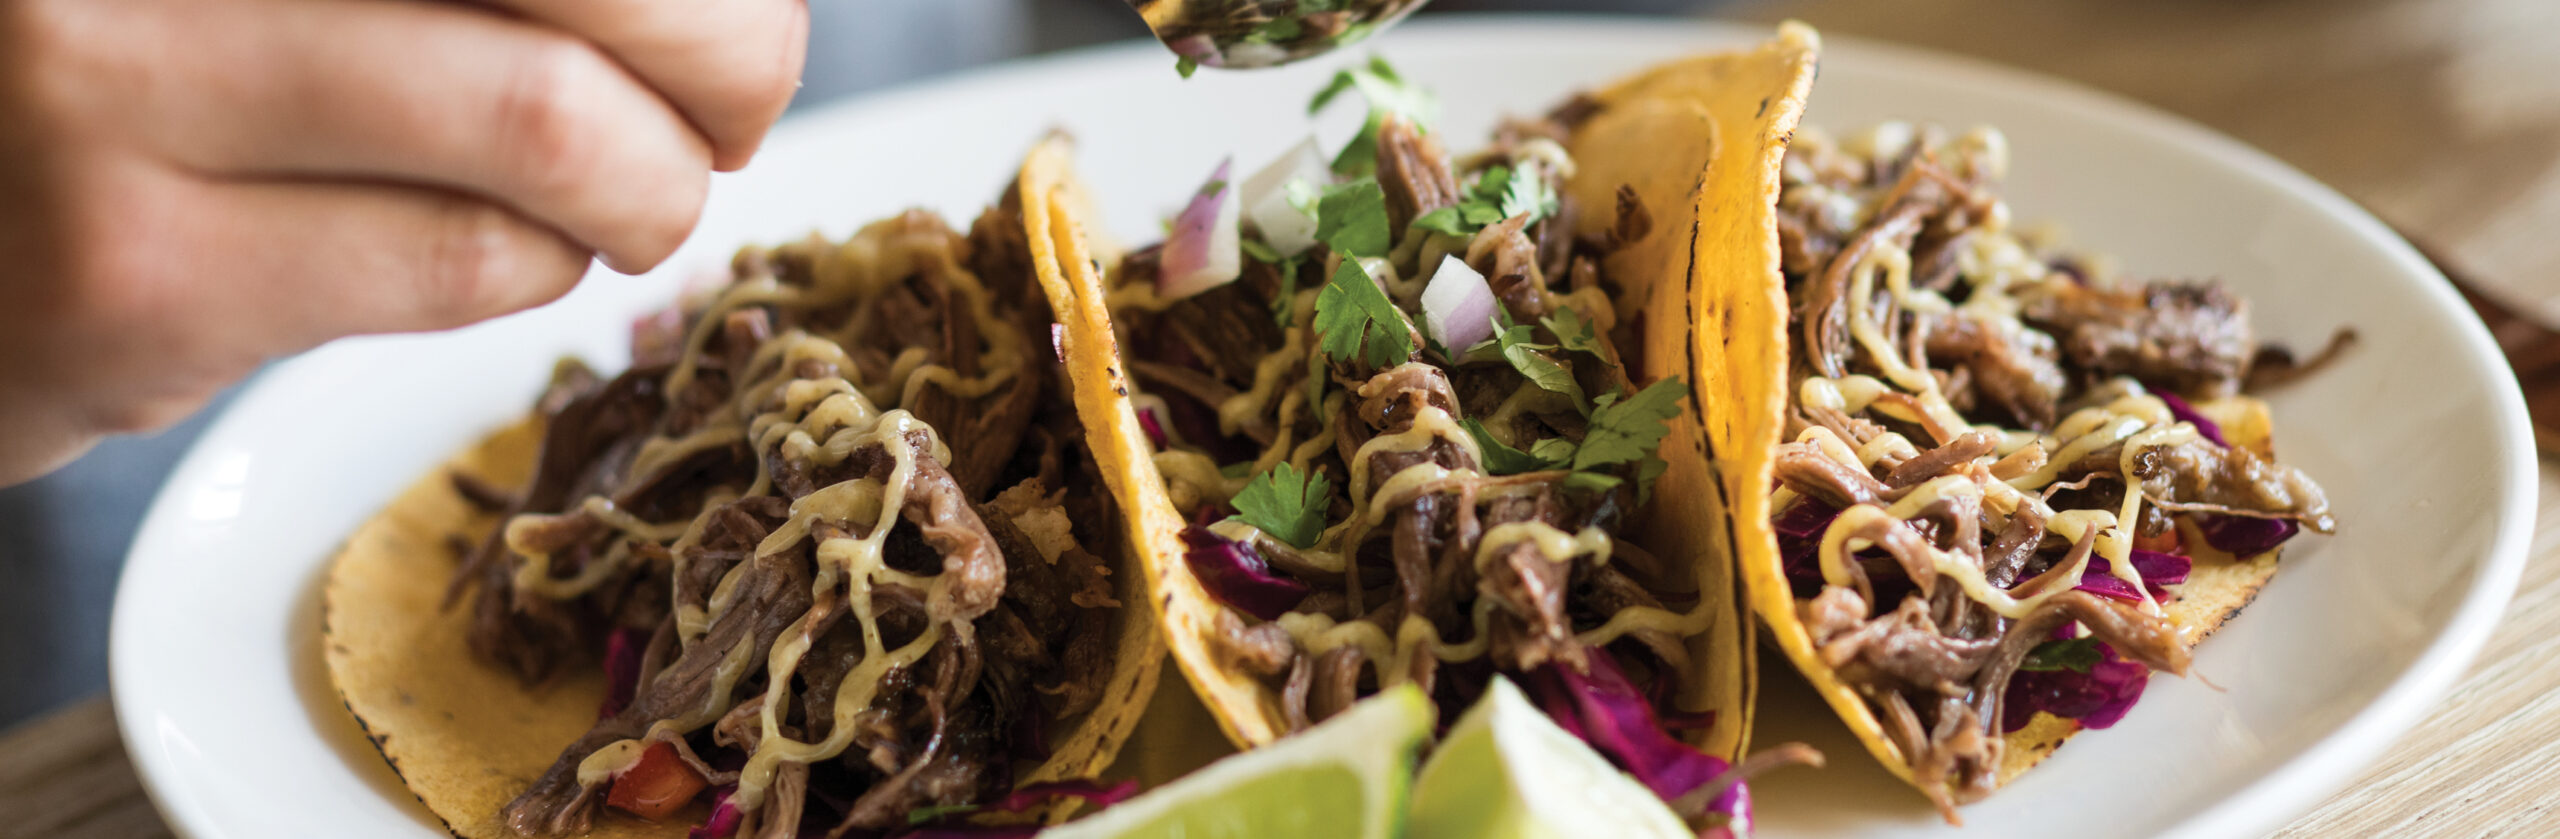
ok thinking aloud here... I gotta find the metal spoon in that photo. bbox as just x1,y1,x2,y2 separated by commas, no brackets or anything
1127,0,1432,70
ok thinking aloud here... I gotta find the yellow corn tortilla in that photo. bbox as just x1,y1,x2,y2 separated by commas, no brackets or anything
323,320,1165,835
1703,116,2299,811
1017,24,1820,763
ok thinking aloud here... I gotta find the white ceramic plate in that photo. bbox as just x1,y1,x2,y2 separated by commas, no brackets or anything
110,16,2533,839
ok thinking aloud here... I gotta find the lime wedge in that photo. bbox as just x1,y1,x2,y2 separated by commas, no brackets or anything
1047,684,1432,839
1408,678,1690,839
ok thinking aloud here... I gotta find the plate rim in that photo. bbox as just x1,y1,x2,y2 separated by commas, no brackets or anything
105,15,2537,839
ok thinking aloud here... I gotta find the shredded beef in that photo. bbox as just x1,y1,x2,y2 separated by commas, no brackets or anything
2023,280,2256,400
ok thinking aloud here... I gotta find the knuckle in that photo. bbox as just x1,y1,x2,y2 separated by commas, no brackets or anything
493,39,616,198
418,199,525,325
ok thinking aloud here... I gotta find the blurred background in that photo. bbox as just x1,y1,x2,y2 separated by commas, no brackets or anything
4,0,2554,732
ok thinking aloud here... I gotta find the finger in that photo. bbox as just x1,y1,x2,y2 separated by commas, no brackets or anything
479,0,810,170
169,177,597,344
93,0,709,273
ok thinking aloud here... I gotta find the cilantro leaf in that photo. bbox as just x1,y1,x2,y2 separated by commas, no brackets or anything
1270,257,1303,326
1563,471,1624,494
1314,260,1413,369
1229,462,1332,549
1530,437,1579,464
1571,377,1687,475
2021,637,2104,673
1462,418,1569,475
1241,238,1282,264
1543,306,1606,357
1176,56,1200,79
1410,206,1470,237
1405,165,1562,238
1495,321,1586,411
907,803,980,826
1497,165,1559,222
1314,179,1391,259
1242,16,1304,44
1309,57,1437,175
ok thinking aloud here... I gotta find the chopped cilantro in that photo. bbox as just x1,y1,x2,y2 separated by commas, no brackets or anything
1409,206,1471,237
1230,462,1332,549
1494,319,1586,411
1269,256,1302,326
1313,260,1413,368
2021,637,2103,673
1240,237,1304,326
1333,20,1380,47
1463,418,1568,475
1411,166,1561,237
1496,165,1559,223
1176,56,1200,79
1243,16,1304,44
1314,179,1391,259
1530,437,1579,464
1571,377,1687,476
1309,57,1437,175
907,803,980,826
1543,306,1606,357
1563,471,1624,494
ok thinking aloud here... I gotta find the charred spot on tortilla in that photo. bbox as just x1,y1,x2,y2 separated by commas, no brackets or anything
322,200,1163,838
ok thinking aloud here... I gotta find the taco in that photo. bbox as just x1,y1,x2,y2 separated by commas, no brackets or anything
1728,122,2340,817
323,197,1163,837
1020,27,1822,829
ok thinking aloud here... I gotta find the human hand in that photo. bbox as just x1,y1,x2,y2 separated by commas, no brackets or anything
0,0,807,484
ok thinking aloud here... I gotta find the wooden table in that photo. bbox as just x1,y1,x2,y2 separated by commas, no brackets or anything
5,1,2554,835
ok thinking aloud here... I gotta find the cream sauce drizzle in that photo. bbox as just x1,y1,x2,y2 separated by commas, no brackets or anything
492,217,1022,811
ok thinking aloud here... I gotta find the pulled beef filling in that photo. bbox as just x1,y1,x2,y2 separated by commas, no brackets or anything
1114,100,1700,749
1772,123,2336,817
450,207,1120,837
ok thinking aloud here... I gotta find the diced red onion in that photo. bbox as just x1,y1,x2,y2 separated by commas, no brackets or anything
1418,255,1496,350
1158,159,1242,299
1050,322,1067,363
1241,137,1328,254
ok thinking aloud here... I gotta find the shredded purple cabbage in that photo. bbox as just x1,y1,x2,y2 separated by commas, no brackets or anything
1524,650,1750,825
2001,640,2149,733
1135,405,1170,450
2155,391,2304,557
1773,500,1840,598
2072,549,2193,603
598,626,645,719
686,786,742,839
1181,522,1310,620
2155,390,2228,447
2196,514,2299,557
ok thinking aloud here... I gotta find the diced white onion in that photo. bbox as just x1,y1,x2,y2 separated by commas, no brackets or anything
1419,255,1497,350
1159,158,1242,299
1241,137,1328,255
